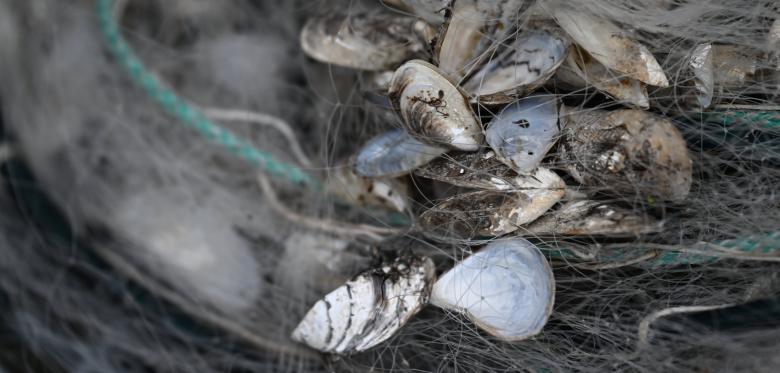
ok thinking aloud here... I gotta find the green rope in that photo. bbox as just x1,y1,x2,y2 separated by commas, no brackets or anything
96,0,317,187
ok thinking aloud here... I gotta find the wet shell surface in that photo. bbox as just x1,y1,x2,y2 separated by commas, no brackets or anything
355,129,447,178
430,238,555,341
300,10,425,71
414,151,546,191
389,60,484,151
553,9,669,87
291,254,436,354
561,46,650,109
463,25,570,105
688,43,714,109
523,200,663,236
418,168,566,238
326,167,409,212
559,108,693,202
485,95,561,173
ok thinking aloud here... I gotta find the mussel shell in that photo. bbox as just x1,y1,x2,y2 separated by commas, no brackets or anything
300,11,425,71
522,200,663,236
418,168,566,238
430,238,554,341
291,254,435,353
414,151,535,191
559,108,692,202
688,43,714,109
435,2,499,80
355,129,447,178
389,60,484,151
463,25,570,105
326,167,409,212
553,9,669,87
485,95,561,173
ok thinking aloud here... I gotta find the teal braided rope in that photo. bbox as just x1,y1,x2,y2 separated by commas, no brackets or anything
96,0,317,187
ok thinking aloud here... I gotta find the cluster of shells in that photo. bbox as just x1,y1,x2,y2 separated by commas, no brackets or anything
290,0,722,354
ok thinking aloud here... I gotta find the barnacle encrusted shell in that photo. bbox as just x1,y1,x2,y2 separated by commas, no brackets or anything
389,60,483,151
559,46,650,109
553,9,669,87
326,167,409,212
485,95,561,173
430,238,555,341
355,129,447,178
300,10,426,71
414,151,545,191
463,24,570,105
291,254,436,354
559,108,692,202
418,168,566,238
523,200,663,236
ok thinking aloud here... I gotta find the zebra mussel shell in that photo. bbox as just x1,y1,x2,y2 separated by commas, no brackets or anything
300,10,426,71
463,24,570,105
291,254,436,354
414,151,543,191
559,108,693,202
419,168,566,238
355,129,447,178
326,167,409,212
553,9,669,87
430,238,555,341
389,60,484,151
523,200,663,236
486,95,562,174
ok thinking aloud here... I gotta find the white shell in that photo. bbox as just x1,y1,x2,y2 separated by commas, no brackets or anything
553,9,669,87
414,151,546,191
486,95,561,173
688,43,714,109
419,168,566,238
292,255,435,354
389,60,483,151
326,167,409,212
355,129,447,178
463,25,570,105
430,238,555,341
523,200,663,236
561,46,650,109
559,108,692,202
300,11,424,71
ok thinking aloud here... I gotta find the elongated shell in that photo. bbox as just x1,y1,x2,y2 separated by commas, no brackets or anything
463,25,570,105
486,95,561,173
430,238,554,341
355,129,447,178
553,9,669,87
414,151,541,191
326,167,409,212
435,2,497,80
389,60,483,151
559,108,692,202
300,11,426,71
523,200,662,236
688,43,714,109
419,168,566,238
292,254,435,354
561,46,649,109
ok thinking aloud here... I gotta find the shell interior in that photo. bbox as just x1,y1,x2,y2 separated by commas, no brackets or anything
430,238,555,341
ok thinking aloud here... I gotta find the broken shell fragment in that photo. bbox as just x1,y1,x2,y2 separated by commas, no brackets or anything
326,167,409,212
300,11,427,71
291,254,435,354
463,25,570,105
389,60,484,151
559,108,692,202
523,200,663,236
414,151,544,191
419,168,566,238
561,46,650,109
486,95,561,174
430,238,554,341
553,9,669,87
687,43,714,109
355,129,447,178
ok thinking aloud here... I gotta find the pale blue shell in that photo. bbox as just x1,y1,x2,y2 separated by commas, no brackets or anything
355,129,447,177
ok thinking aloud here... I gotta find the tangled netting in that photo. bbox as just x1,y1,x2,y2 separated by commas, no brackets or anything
1,0,779,372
